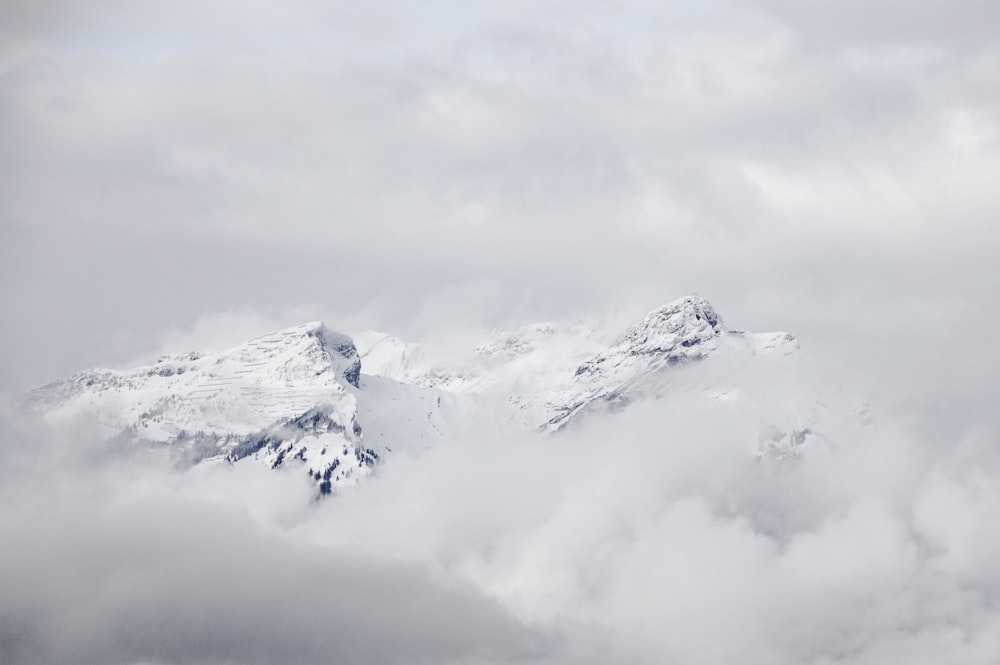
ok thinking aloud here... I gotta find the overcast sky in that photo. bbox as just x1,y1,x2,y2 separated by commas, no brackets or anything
3,3,1000,664
3,1,999,413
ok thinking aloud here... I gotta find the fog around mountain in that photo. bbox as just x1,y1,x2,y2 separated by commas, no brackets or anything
2,0,999,663
3,363,1000,664
3,298,999,664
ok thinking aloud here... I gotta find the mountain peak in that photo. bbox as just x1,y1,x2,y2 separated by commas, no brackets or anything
613,294,723,358
253,321,361,388
22,294,832,497
646,293,722,330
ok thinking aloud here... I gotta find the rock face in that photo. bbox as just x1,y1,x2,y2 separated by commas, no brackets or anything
541,295,730,429
24,322,382,494
25,294,848,496
350,295,804,437
26,322,362,438
535,295,803,432
608,294,725,362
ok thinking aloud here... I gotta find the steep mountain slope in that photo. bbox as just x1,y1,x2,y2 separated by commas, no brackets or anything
534,295,800,431
24,294,864,495
26,321,361,440
24,322,456,494
354,295,817,454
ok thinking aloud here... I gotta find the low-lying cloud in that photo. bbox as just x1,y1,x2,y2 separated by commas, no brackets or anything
0,416,542,665
1,0,998,661
319,394,1000,664
3,363,999,664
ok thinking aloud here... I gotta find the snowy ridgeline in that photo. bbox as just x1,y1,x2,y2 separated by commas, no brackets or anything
24,294,860,497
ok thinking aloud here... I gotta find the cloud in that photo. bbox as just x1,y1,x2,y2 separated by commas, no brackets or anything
1,2,998,660
3,344,1000,663
2,0,998,406
303,384,1000,664
0,416,542,665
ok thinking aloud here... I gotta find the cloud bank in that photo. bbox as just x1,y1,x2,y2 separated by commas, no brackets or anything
0,415,542,665
3,367,999,664
1,0,998,662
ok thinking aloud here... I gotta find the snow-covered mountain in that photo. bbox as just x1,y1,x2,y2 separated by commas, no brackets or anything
23,321,457,495
24,294,859,495
530,295,799,431
27,321,362,441
354,295,812,442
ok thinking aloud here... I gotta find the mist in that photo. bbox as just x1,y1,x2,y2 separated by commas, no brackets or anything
3,350,999,664
2,0,999,662
0,413,543,665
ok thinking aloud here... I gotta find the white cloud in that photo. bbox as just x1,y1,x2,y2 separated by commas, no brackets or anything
1,1,998,660
6,367,1000,663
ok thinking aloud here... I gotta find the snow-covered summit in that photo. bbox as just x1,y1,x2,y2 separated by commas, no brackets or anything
23,294,858,495
24,321,391,495
535,295,799,430
348,295,815,449
618,293,722,354
573,294,725,380
26,320,362,440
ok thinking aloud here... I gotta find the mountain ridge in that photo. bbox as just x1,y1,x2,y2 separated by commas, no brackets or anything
23,294,842,496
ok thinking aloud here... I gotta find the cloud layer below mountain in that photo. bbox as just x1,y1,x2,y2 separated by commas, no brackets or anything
3,365,999,664
2,1,998,662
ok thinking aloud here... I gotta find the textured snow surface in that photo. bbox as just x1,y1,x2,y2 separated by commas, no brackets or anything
356,295,813,440
25,294,856,495
26,321,362,440
25,322,393,494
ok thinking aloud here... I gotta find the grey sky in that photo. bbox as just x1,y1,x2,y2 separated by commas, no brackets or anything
2,0,998,432
2,3,1000,663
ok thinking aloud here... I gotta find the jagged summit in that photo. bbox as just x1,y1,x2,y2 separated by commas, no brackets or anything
353,294,797,405
590,294,725,370
646,293,722,324
23,295,838,497
569,295,727,389
294,321,362,388
621,294,723,347
25,320,363,440
538,295,800,431
22,318,470,496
